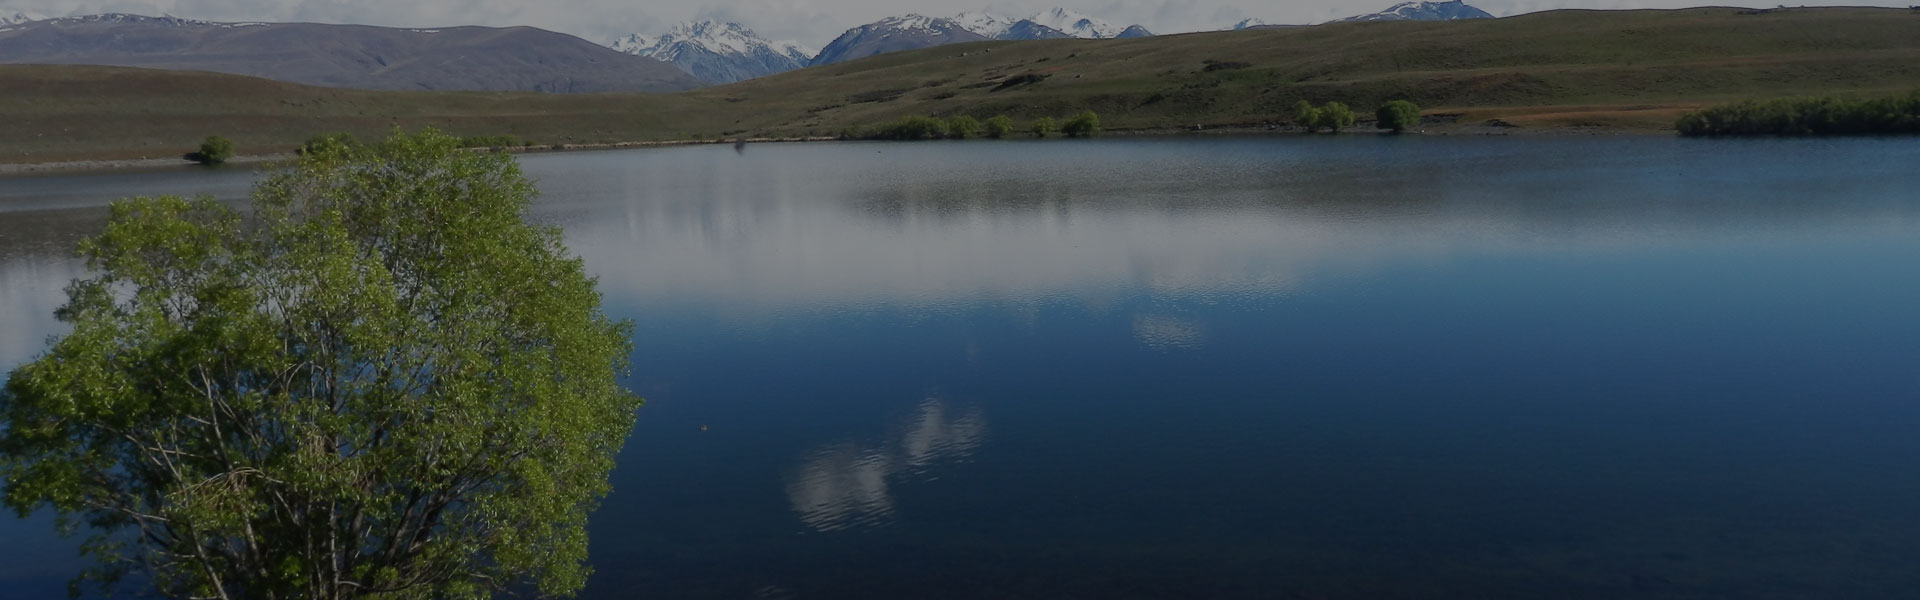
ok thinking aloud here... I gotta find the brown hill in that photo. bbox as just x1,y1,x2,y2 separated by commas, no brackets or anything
0,14,701,93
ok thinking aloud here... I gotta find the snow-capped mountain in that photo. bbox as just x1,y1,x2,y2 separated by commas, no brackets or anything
953,9,1148,41
0,8,49,26
810,14,986,66
811,9,1152,66
609,20,813,84
953,11,1015,38
1027,7,1123,39
1338,0,1493,22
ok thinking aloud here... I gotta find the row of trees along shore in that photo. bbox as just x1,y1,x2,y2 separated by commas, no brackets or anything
851,101,1425,141
1677,91,1920,136
852,111,1103,140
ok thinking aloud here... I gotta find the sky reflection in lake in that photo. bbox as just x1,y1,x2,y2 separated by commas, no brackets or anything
6,136,1920,598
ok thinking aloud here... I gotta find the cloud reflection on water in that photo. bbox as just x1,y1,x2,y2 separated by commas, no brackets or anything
785,399,985,532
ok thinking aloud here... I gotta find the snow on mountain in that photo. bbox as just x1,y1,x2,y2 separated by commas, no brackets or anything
0,8,49,26
810,14,986,66
775,40,816,63
608,20,813,84
1338,0,1493,22
954,9,1146,41
953,11,1015,38
1232,18,1268,30
1027,7,1122,39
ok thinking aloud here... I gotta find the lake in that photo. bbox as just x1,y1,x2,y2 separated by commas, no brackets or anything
5,136,1920,598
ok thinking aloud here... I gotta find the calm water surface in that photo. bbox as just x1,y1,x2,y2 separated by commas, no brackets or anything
5,137,1920,598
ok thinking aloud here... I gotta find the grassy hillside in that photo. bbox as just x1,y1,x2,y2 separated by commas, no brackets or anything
5,7,1920,163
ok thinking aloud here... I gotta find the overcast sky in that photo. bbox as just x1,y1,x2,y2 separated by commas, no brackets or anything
5,0,1906,49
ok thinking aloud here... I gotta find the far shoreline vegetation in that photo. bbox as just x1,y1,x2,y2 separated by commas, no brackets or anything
1676,91,1920,137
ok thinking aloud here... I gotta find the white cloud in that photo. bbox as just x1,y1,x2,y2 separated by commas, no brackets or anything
5,0,1914,49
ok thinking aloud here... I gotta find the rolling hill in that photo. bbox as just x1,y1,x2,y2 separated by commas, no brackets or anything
0,14,701,93
4,7,1920,164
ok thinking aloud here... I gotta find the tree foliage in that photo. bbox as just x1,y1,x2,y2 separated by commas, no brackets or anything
194,135,235,165
1061,111,1102,137
299,132,362,156
1676,91,1920,136
1292,101,1358,133
1291,100,1320,130
947,115,982,139
1376,100,1422,133
871,116,952,140
1320,102,1356,133
0,129,641,600
985,115,1015,139
1030,117,1057,138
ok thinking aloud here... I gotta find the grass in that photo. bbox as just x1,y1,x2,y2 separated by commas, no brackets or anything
5,7,1920,162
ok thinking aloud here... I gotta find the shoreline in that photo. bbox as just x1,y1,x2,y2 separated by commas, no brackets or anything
0,126,1673,177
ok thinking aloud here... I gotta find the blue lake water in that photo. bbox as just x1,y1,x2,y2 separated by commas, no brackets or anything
5,136,1920,598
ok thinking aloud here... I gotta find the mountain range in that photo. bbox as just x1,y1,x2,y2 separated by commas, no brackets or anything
0,2,1494,91
0,13,699,92
1337,1,1495,22
811,9,1154,66
609,21,812,84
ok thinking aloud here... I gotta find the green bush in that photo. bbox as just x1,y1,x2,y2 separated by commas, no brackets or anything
299,132,361,156
193,135,234,165
1031,117,1057,138
985,115,1015,138
1376,100,1422,133
1291,100,1320,130
1677,91,1920,136
1321,102,1356,133
1062,111,1102,137
948,115,982,139
872,116,951,140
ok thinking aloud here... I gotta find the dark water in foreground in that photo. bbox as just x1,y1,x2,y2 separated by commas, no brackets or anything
5,137,1920,598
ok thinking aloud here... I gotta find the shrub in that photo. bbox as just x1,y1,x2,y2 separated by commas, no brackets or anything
1321,102,1356,133
1676,92,1920,136
872,116,951,140
298,132,361,156
1291,100,1321,131
1062,111,1102,137
948,115,982,139
192,135,234,165
985,115,1015,138
1376,100,1422,133
1031,117,1057,138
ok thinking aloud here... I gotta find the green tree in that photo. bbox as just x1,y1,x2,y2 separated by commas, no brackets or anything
194,135,234,165
1291,100,1321,131
873,116,950,140
1031,117,1057,138
1376,100,1422,133
1061,111,1102,137
1321,102,1356,133
947,115,983,139
985,115,1015,138
0,129,641,600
